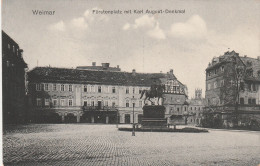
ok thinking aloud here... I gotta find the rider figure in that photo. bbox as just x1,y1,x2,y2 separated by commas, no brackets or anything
150,84,157,97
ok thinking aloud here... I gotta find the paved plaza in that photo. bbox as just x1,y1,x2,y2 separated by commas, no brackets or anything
3,124,260,166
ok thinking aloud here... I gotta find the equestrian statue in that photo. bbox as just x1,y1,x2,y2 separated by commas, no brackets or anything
140,84,165,105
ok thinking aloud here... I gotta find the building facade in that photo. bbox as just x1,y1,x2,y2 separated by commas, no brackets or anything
205,50,260,128
27,64,188,124
2,31,28,124
187,89,205,126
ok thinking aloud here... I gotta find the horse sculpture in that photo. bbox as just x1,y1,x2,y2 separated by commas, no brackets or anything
140,84,165,105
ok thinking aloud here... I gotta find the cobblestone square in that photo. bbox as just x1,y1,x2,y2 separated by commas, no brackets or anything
3,124,260,166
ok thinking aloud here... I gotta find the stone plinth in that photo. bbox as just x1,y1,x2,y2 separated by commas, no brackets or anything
142,105,167,129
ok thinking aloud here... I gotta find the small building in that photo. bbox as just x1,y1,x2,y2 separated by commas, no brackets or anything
27,65,188,124
187,89,206,126
2,31,28,124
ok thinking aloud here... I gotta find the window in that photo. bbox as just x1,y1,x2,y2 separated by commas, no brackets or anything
191,107,193,110
84,85,87,92
104,101,108,106
60,99,65,106
248,98,252,105
44,84,49,91
68,85,73,91
53,84,57,91
83,101,87,106
61,84,65,91
221,80,224,87
8,44,10,49
195,107,197,110
214,69,217,74
139,101,142,107
240,98,244,105
126,87,129,94
112,102,116,107
112,87,116,93
248,83,252,91
133,87,135,94
98,86,102,93
253,84,256,91
252,98,256,105
214,82,217,89
208,71,211,77
91,85,94,92
208,83,211,90
68,99,73,106
126,100,129,107
36,98,42,106
91,101,95,106
13,46,15,52
45,99,50,106
36,84,41,91
53,99,57,106
139,88,142,94
6,61,10,67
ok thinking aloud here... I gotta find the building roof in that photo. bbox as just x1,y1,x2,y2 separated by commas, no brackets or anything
206,50,243,71
28,67,179,86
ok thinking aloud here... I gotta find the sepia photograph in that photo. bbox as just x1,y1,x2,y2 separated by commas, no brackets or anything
1,0,260,165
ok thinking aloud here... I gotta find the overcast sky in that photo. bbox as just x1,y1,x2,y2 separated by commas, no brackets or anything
2,0,260,98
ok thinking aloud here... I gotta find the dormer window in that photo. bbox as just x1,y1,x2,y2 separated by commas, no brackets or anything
246,69,253,77
247,61,252,66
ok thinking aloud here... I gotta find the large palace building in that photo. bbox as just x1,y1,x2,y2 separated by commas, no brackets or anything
27,63,188,124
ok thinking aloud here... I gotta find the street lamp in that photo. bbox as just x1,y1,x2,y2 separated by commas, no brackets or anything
131,95,136,136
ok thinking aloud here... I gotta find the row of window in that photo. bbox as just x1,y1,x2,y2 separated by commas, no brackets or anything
7,43,19,56
189,106,202,111
207,80,225,90
36,83,148,94
36,84,73,92
208,81,258,91
239,98,257,105
36,98,73,107
36,98,144,108
125,100,143,108
208,66,225,77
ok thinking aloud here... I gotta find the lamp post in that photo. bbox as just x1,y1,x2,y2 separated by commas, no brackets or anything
131,95,136,136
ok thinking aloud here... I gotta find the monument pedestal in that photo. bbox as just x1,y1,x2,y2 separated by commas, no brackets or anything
141,105,167,129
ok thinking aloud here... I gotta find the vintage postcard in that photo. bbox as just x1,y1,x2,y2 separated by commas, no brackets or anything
1,0,260,165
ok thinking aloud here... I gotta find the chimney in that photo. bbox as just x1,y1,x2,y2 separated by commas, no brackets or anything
169,69,173,75
92,62,96,66
257,56,260,61
244,55,247,58
19,49,23,57
132,69,136,76
117,65,119,68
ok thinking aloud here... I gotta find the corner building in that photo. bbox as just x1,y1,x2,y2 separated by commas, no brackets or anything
27,64,188,124
2,31,28,124
205,50,260,127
